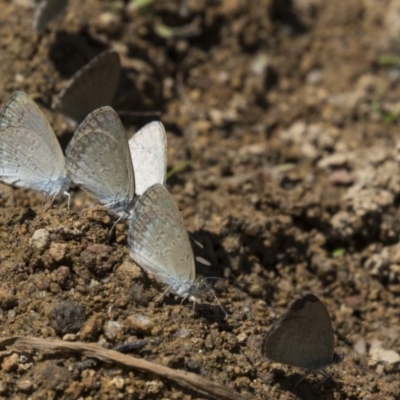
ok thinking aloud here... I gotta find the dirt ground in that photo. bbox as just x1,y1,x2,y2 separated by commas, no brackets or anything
0,0,400,399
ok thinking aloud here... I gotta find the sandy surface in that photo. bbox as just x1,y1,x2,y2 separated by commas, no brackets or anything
0,0,399,399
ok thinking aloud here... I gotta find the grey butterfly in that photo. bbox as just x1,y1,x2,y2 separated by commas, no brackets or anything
128,183,205,301
65,106,135,216
56,50,121,126
263,294,343,373
0,91,70,198
33,0,68,33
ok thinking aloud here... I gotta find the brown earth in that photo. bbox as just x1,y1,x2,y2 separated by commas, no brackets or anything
0,0,400,399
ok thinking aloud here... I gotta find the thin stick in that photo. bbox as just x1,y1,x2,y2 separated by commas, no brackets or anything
0,336,249,400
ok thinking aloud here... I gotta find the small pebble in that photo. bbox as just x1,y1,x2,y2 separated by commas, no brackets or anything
62,334,77,342
0,285,17,309
115,258,142,281
369,339,400,364
0,381,7,394
16,379,32,393
236,332,248,344
80,313,103,341
2,353,19,372
49,243,67,262
354,338,366,355
103,320,123,341
95,12,121,35
127,314,153,335
50,301,86,336
111,376,125,389
174,328,191,339
29,229,50,250
53,266,72,289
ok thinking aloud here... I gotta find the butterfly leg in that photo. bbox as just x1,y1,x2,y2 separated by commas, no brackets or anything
50,189,60,207
108,215,124,240
155,286,172,303
208,287,227,317
41,193,47,208
63,191,71,210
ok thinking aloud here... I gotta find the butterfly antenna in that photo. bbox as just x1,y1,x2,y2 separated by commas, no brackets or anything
292,374,307,390
336,321,375,366
333,322,387,381
346,321,365,342
337,360,351,380
102,200,118,209
117,110,162,118
212,290,227,317
202,279,227,317
102,199,128,213
206,275,249,294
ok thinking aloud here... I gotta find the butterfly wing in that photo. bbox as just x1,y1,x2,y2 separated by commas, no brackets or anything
65,106,135,214
0,91,68,195
128,121,167,195
32,0,69,32
1,91,58,141
263,294,335,371
128,184,196,296
57,50,120,124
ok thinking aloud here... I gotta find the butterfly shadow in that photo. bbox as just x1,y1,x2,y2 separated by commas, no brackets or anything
48,31,109,78
268,367,345,400
152,282,230,327
49,34,163,129
190,218,283,306
192,303,231,328
189,229,230,287
114,68,165,128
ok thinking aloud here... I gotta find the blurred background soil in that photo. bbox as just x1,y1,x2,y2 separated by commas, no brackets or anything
0,0,400,399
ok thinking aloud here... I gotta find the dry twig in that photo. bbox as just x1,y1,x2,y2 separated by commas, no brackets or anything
0,336,249,400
